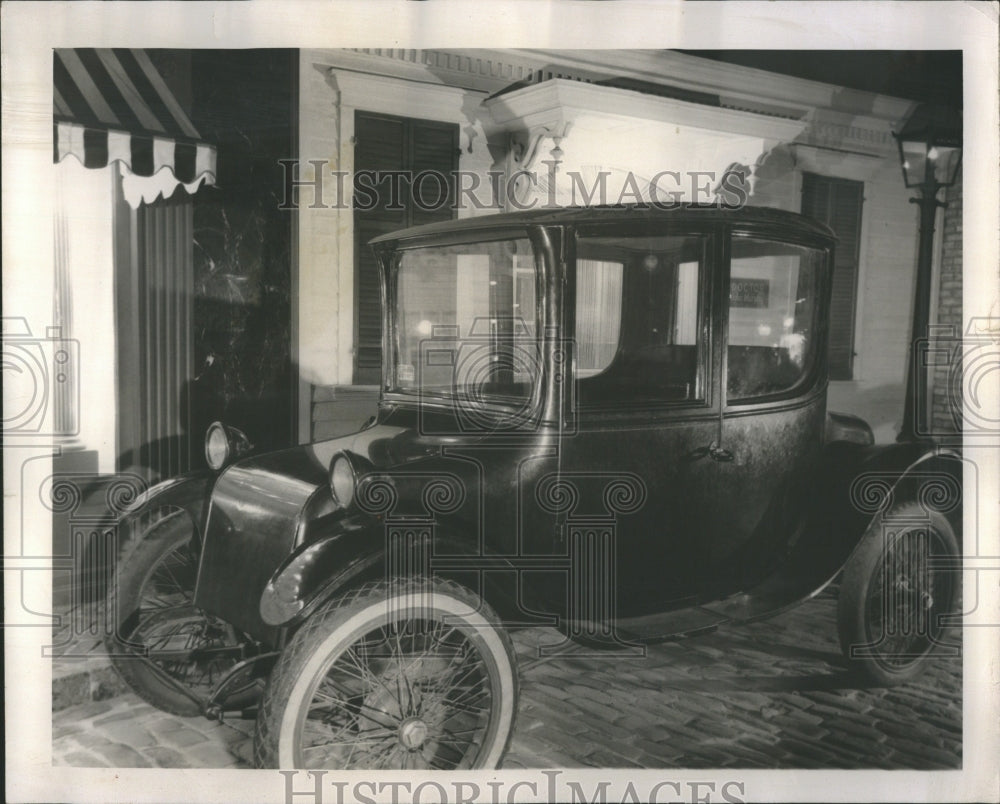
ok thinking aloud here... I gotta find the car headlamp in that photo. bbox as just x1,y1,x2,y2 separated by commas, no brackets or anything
204,421,252,471
329,453,357,508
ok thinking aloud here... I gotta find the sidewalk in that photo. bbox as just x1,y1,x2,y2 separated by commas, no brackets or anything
53,587,962,770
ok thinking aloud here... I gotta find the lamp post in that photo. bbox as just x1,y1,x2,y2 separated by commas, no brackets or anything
893,103,962,443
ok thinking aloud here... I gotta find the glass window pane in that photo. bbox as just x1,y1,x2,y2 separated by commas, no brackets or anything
394,238,539,405
576,259,623,376
727,237,824,401
575,234,706,406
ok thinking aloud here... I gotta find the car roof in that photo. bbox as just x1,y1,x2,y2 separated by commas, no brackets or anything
368,203,836,246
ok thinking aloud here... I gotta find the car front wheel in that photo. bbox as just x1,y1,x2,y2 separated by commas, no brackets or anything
837,502,959,685
253,577,518,770
107,510,257,715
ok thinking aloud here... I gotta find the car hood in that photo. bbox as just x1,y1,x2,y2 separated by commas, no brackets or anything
193,416,508,635
193,423,427,635
214,421,448,503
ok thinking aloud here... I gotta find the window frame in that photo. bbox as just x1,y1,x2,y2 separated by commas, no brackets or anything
723,229,833,409
352,111,460,385
567,224,720,418
800,172,864,382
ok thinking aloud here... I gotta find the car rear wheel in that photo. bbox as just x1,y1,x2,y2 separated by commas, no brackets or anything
837,503,959,685
106,510,257,715
253,577,518,770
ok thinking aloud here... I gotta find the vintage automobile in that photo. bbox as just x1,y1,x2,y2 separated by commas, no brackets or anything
108,204,961,771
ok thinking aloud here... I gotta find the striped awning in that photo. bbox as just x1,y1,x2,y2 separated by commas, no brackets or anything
54,49,216,191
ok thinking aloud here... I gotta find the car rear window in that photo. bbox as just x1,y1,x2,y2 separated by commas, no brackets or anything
727,237,825,402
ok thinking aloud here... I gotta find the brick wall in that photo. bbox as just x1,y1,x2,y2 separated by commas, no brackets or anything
930,176,963,436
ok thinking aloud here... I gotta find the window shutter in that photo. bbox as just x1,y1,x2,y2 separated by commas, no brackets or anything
410,120,459,226
802,173,863,381
353,113,458,384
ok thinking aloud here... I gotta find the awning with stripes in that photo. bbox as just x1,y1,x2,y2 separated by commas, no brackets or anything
54,49,216,199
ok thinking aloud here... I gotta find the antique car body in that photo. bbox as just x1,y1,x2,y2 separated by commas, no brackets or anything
111,204,961,769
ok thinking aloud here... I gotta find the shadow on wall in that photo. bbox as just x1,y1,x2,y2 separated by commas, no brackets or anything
117,344,295,483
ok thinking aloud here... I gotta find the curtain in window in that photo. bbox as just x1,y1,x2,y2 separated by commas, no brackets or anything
576,260,623,374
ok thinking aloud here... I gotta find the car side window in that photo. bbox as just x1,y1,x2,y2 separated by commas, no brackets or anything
574,234,707,408
727,237,824,402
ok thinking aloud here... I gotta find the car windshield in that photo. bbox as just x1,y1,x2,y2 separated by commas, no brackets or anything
392,237,539,406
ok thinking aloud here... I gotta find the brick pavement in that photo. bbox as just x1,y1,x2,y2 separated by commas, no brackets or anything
52,587,961,770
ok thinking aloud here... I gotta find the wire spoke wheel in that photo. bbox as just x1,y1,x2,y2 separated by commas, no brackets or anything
299,621,493,769
838,503,959,685
254,578,517,770
864,526,953,670
128,541,242,693
108,511,256,714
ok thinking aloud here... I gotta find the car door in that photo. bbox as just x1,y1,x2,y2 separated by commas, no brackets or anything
710,232,830,598
550,222,831,634
551,223,725,623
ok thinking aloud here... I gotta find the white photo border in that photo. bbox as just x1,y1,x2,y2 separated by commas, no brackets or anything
3,2,998,802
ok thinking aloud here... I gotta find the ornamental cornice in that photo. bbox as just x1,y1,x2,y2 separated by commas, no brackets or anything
303,47,916,157
799,111,900,157
304,48,917,125
485,79,808,143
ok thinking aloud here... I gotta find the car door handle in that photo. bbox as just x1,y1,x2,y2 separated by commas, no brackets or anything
682,445,711,462
708,442,734,462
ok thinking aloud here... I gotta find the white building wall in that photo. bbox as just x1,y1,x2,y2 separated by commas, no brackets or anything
797,151,920,441
855,159,919,386
754,148,921,387
296,54,346,441
54,157,118,473
749,147,799,212
297,50,505,439
748,140,921,439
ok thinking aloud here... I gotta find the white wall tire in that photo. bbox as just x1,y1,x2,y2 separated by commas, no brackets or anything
253,577,518,770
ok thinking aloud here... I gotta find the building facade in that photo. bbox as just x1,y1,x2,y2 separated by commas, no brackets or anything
27,48,964,496
294,48,960,444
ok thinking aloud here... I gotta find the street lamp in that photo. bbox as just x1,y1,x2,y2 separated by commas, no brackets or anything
893,103,962,442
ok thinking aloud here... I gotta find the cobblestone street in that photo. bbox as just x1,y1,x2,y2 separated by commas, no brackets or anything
52,586,962,770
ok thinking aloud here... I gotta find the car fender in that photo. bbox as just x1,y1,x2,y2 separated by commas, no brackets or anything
259,516,521,629
119,471,214,546
841,443,963,547
704,441,962,624
808,439,963,586
835,442,963,542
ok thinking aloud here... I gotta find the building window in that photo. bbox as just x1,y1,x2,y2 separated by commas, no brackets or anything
801,172,863,381
353,111,459,384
